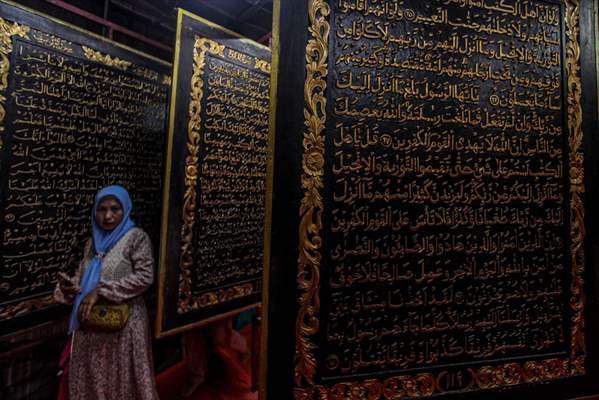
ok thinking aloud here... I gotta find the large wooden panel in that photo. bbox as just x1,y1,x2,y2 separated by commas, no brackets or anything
156,9,271,337
0,0,170,333
263,0,599,398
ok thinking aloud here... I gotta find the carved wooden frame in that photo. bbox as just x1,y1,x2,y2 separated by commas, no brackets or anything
292,0,586,398
0,1,170,324
176,36,270,314
156,8,272,337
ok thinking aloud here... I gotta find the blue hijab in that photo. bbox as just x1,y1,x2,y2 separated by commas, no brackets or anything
68,185,135,333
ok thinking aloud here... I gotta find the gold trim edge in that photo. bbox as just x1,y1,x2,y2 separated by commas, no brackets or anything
565,0,586,375
294,0,330,388
82,45,131,70
0,17,43,320
176,36,225,314
259,0,282,397
155,8,184,339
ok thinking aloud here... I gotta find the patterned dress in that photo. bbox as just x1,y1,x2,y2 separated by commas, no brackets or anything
54,228,159,400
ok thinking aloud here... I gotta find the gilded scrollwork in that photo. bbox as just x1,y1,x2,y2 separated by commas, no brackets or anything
0,16,29,141
294,358,573,399
0,17,31,320
177,37,226,314
294,0,330,388
82,46,131,70
565,0,586,375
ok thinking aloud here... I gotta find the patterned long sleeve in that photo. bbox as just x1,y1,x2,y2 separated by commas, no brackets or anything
53,240,91,305
96,230,154,304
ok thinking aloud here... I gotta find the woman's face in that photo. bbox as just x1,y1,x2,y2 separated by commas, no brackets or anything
95,196,123,231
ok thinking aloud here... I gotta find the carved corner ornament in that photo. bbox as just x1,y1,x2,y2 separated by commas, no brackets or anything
0,17,29,138
565,0,586,376
292,0,586,398
82,46,131,71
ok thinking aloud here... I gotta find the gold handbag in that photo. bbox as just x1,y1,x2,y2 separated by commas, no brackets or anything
82,300,129,332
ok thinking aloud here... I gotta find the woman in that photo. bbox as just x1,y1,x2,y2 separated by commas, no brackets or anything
54,185,159,400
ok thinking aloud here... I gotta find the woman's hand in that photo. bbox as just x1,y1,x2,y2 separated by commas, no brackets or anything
58,272,81,297
78,289,99,322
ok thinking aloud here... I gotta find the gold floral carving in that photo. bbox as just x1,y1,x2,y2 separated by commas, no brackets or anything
0,17,33,320
177,37,226,314
82,46,131,70
294,358,571,399
0,17,29,141
294,0,330,388
293,0,586,398
564,0,586,375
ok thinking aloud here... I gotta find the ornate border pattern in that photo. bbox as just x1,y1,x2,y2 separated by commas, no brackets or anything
293,0,586,398
82,46,131,70
294,0,330,387
0,17,39,320
294,358,572,399
177,36,225,314
565,0,586,375
0,17,29,147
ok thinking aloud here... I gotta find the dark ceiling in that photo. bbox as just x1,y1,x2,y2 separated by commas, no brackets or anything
15,0,273,61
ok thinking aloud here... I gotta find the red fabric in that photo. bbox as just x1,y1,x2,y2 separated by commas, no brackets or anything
156,324,257,400
251,320,261,391
57,336,72,400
